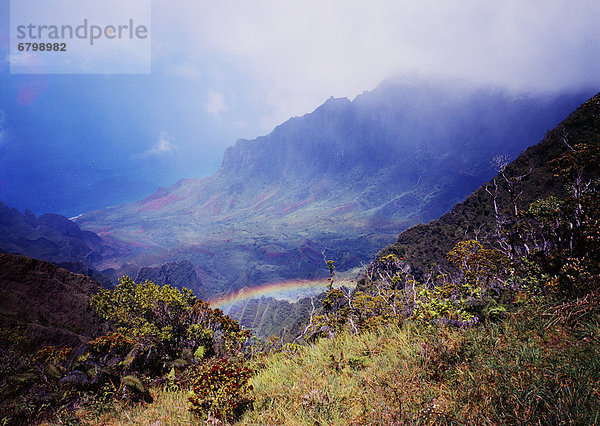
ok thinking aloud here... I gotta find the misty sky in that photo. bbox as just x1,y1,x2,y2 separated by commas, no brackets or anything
0,0,599,216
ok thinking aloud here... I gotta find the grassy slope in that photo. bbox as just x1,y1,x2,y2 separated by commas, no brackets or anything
241,296,600,424
86,294,600,425
43,389,195,425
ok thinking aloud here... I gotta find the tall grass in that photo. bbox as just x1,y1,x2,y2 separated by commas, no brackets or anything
241,296,600,424
65,295,600,424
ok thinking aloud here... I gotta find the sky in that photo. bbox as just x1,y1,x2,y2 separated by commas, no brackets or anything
0,0,599,216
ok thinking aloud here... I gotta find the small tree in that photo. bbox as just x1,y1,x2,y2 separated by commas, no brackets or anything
91,276,251,362
447,240,511,299
91,276,196,359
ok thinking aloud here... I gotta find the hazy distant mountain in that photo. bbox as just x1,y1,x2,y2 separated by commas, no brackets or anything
0,202,127,286
76,81,594,298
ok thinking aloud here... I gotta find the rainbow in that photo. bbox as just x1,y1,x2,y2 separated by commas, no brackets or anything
209,278,356,308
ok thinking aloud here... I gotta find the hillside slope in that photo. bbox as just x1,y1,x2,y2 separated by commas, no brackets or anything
0,253,109,350
378,92,600,278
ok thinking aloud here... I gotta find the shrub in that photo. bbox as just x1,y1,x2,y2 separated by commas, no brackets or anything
91,277,251,363
188,358,254,421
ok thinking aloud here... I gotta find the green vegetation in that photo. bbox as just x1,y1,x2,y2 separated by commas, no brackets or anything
242,294,600,424
0,277,253,424
1,93,598,424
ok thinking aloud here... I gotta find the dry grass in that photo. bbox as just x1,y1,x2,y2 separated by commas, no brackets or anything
240,298,600,425
58,296,600,425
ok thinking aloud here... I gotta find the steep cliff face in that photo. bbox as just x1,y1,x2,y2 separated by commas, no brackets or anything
0,253,109,350
76,81,593,297
135,259,209,299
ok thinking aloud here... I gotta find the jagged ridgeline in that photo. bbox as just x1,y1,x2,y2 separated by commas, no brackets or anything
240,92,600,338
75,82,592,297
226,296,315,341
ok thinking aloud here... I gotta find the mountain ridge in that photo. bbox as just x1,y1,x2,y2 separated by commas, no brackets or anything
0,201,127,286
75,81,595,297
375,91,600,279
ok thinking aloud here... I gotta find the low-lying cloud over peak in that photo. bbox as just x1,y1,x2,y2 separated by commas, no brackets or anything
154,0,600,127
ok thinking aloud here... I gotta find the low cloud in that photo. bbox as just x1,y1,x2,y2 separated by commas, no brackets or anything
207,90,227,116
140,131,176,157
154,0,600,129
